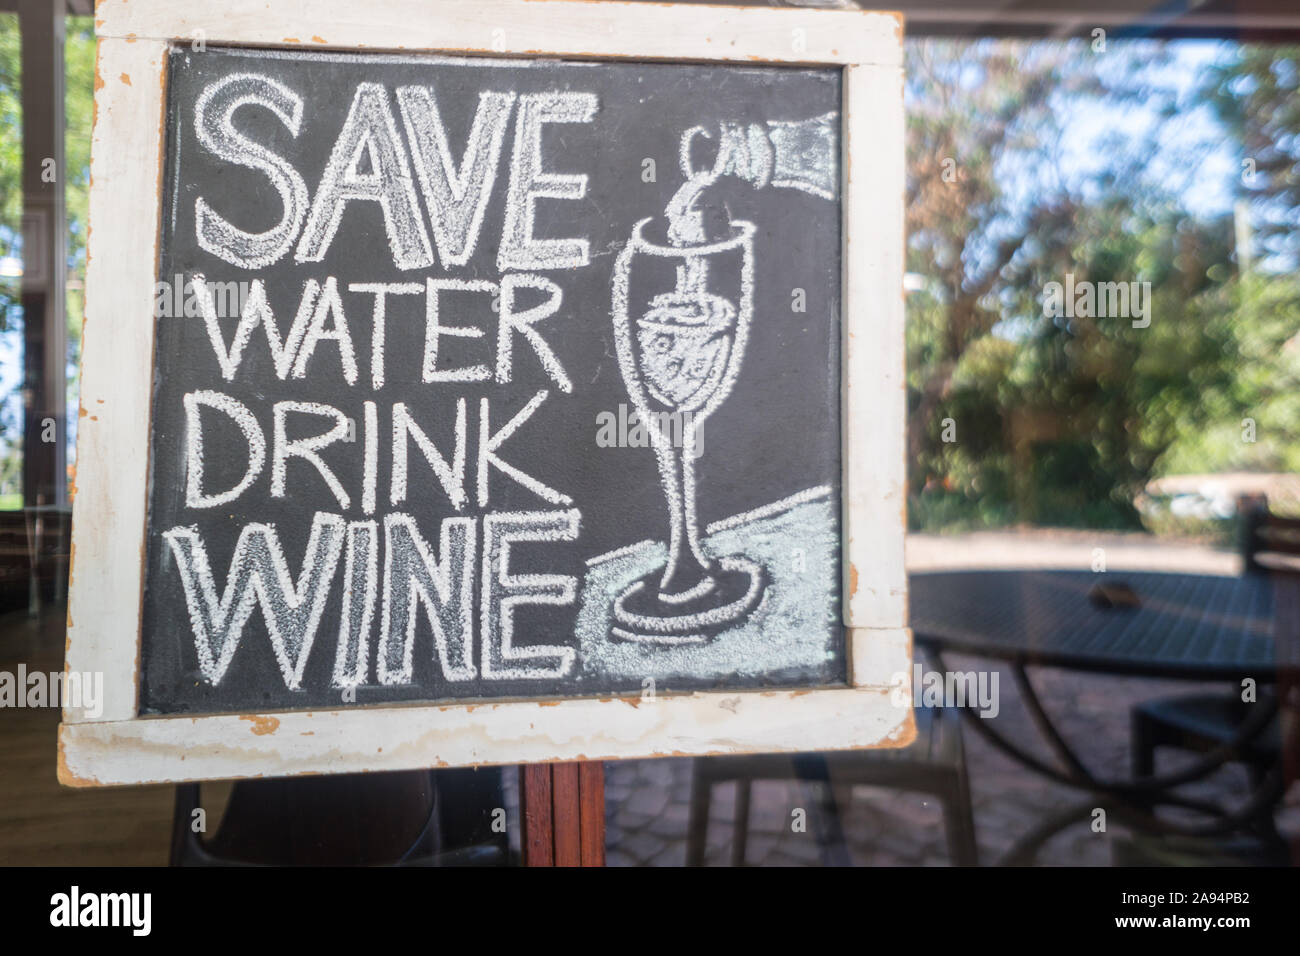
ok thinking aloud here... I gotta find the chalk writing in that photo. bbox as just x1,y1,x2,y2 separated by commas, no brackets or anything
146,48,844,707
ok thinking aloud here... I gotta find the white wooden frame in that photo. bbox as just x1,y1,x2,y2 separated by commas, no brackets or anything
60,0,909,786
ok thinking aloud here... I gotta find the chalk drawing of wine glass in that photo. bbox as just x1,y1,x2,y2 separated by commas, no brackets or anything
609,216,766,644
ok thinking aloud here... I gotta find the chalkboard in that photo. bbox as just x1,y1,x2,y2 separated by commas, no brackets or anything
60,1,909,786
138,46,845,714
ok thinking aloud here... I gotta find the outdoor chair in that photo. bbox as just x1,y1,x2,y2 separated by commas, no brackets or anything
1240,496,1300,574
1130,518,1297,846
1131,693,1281,788
685,699,978,866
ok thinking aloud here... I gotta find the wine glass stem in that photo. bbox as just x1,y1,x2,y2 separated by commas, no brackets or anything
658,426,712,596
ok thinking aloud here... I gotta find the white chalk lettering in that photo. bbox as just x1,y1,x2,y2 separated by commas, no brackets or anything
194,73,309,270
422,278,493,384
164,512,345,688
362,399,378,516
398,87,516,267
497,272,571,393
296,82,433,269
194,276,317,381
477,390,572,507
332,520,378,688
348,281,421,389
292,276,358,384
391,400,469,510
272,401,353,510
499,91,598,272
378,514,477,684
480,510,580,679
184,390,266,508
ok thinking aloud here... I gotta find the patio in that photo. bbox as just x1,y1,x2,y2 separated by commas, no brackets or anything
604,530,1300,866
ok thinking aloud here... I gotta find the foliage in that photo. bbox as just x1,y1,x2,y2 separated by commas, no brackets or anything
65,16,94,370
1203,45,1300,267
0,16,95,498
0,14,21,333
906,38,1300,533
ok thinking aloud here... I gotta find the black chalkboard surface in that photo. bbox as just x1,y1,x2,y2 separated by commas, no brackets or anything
140,46,844,714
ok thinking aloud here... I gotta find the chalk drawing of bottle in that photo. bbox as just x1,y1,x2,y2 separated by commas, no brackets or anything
606,112,837,644
678,111,839,201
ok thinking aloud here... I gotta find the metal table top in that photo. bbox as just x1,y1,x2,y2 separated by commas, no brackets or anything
909,569,1291,680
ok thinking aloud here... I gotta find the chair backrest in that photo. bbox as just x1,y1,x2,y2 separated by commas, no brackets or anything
1240,496,1300,574
1273,569,1300,865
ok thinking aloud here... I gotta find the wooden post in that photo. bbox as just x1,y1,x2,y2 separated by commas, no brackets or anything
1275,571,1299,862
520,761,605,866
16,0,68,509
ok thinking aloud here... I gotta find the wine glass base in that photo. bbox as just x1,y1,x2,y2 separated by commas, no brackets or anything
610,555,766,645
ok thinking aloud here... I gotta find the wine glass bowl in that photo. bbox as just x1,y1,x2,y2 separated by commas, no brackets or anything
614,218,755,427
635,290,735,411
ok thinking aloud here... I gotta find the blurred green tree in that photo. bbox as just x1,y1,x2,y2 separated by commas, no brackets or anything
1204,45,1300,267
0,16,94,506
906,38,1297,532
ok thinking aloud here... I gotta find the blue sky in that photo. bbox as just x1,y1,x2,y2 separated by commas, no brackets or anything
1055,40,1239,218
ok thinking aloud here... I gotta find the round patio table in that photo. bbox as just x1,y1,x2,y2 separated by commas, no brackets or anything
908,569,1295,863
911,569,1284,680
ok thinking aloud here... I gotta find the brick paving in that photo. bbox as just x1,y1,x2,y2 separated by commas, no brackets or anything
603,531,1299,866
605,665,1298,866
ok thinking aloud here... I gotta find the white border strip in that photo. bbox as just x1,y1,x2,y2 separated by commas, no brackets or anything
93,0,904,67
65,38,170,723
59,672,914,786
842,62,907,630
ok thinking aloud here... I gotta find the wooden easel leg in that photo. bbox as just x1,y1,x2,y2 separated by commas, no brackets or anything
578,762,606,866
520,761,606,866
520,764,554,866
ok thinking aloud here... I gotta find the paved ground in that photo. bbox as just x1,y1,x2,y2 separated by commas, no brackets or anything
906,527,1242,575
603,530,1299,866
2,528,1291,866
